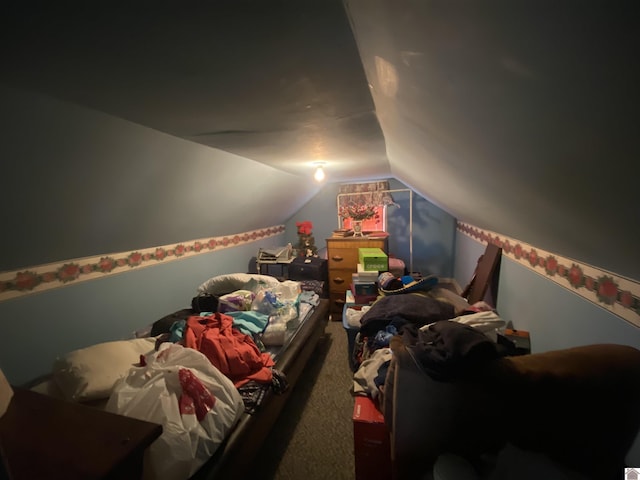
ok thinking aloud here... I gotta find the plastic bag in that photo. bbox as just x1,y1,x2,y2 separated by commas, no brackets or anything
218,289,255,313
106,343,244,480
251,281,301,315
262,304,300,346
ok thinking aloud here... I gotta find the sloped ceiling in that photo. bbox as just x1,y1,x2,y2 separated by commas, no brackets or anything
344,0,639,280
1,1,638,280
0,0,389,180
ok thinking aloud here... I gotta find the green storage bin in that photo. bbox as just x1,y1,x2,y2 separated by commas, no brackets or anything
358,247,388,272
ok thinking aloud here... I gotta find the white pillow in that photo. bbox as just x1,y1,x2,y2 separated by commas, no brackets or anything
197,273,280,296
53,337,156,402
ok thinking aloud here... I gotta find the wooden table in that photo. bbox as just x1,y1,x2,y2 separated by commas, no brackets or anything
0,388,162,480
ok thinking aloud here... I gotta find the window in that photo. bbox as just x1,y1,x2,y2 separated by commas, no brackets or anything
340,205,386,232
337,181,394,233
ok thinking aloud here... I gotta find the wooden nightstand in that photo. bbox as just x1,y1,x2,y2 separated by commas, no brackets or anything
0,388,162,480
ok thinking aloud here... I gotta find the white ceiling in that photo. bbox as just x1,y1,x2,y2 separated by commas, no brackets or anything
2,1,638,280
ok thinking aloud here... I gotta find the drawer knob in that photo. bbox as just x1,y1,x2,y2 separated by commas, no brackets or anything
331,255,344,262
333,277,345,284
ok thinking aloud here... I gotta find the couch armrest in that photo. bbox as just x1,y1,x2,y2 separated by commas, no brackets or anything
385,336,505,480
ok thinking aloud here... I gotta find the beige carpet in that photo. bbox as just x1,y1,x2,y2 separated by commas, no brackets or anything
254,318,356,480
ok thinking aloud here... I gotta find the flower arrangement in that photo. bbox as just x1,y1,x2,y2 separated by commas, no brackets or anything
339,203,378,221
296,220,313,236
295,220,317,257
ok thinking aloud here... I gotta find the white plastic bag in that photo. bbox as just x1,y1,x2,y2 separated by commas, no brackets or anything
106,343,244,480
251,281,301,315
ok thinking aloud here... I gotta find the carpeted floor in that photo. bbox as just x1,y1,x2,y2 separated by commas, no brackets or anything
253,318,356,480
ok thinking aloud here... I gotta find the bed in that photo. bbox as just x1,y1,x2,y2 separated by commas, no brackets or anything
10,273,329,480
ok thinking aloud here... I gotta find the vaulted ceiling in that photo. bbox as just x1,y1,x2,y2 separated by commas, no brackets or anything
2,1,638,280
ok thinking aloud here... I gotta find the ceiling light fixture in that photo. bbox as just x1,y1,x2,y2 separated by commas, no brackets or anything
313,162,326,182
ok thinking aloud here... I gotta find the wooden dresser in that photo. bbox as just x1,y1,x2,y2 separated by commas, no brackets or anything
326,236,389,315
0,387,162,480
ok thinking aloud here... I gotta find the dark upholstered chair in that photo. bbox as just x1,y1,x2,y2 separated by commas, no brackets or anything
383,338,640,480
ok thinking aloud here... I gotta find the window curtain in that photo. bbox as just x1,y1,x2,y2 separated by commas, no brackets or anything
337,180,395,207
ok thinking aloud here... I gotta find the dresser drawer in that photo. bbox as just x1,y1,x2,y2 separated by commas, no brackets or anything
328,247,360,270
326,236,389,317
328,268,355,293
329,292,347,314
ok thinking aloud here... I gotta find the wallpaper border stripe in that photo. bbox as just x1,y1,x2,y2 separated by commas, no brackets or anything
0,225,285,302
457,222,640,328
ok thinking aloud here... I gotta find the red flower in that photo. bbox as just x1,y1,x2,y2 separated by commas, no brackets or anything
155,248,166,261
14,271,40,291
596,276,618,305
514,244,523,259
620,291,634,308
296,221,313,235
545,256,558,275
194,242,203,252
208,239,217,249
128,252,143,266
527,249,538,267
58,264,80,283
585,276,595,291
175,244,186,256
221,237,229,246
42,272,57,282
568,264,584,288
98,257,116,272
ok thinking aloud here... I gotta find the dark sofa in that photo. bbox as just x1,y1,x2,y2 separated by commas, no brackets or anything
383,336,640,479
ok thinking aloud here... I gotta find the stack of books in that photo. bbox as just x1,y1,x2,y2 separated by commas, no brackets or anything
332,229,354,238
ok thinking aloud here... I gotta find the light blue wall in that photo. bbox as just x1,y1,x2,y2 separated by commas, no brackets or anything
0,85,299,385
0,84,315,271
0,238,283,386
284,183,341,258
386,179,456,278
454,232,640,353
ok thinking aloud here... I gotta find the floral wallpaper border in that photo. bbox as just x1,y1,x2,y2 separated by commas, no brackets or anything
458,222,640,328
0,225,286,303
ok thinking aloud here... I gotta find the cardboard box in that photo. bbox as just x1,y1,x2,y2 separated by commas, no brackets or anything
353,396,392,480
356,263,379,281
358,248,388,272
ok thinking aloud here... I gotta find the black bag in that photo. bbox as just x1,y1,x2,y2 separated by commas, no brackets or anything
191,293,219,313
